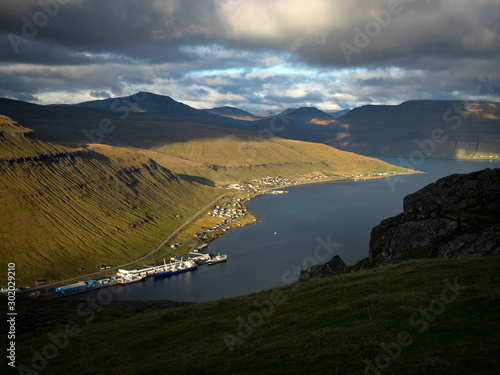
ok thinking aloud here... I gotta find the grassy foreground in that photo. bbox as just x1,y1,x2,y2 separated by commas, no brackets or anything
9,257,500,374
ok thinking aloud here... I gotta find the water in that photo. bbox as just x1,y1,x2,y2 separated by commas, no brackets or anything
65,158,500,303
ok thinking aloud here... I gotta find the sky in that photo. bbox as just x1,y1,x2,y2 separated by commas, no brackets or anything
1,0,500,114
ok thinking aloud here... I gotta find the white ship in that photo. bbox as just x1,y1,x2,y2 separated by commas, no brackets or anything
207,254,227,265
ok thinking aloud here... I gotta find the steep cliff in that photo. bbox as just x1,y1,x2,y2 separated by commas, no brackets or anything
369,168,500,266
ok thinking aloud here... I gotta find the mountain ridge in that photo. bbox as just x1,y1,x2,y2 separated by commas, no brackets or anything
202,106,264,121
70,93,500,159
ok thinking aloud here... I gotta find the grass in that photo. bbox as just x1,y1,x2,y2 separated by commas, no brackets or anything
0,118,220,284
8,257,500,374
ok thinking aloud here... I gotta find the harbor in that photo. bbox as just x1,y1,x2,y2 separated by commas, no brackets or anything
43,249,227,299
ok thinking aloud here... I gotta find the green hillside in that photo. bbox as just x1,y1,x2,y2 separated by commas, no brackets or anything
10,257,500,374
0,98,407,183
150,135,406,181
0,117,219,284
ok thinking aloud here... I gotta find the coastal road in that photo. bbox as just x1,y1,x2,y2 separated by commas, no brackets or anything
133,193,227,262
27,193,227,292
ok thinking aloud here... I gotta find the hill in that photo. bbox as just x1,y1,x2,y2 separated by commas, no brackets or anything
0,116,219,284
280,107,338,126
332,100,500,159
202,106,264,121
10,257,500,374
71,94,500,160
327,109,351,118
73,92,249,128
0,97,407,184
72,93,346,143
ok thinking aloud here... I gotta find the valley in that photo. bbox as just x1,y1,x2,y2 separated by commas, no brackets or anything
0,97,409,285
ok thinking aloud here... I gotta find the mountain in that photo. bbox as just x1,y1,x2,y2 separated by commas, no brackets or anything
202,106,264,121
326,109,351,118
273,108,298,117
0,116,219,283
73,92,247,128
70,94,500,159
331,100,500,159
0,97,405,184
282,107,337,126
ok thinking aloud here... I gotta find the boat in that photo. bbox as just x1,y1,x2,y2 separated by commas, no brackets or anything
153,269,172,278
153,259,173,278
170,260,198,275
207,254,227,265
118,275,145,285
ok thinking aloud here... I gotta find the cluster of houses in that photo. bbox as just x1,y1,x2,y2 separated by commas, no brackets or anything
221,183,247,190
340,171,398,179
207,198,247,223
203,197,249,234
221,177,300,193
250,176,291,185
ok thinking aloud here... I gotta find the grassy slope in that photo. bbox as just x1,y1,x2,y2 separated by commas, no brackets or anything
0,100,407,183
152,136,406,181
0,117,219,284
11,257,500,374
0,115,69,160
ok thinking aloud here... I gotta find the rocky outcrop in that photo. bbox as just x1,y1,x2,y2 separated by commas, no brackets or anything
369,168,500,266
299,255,346,280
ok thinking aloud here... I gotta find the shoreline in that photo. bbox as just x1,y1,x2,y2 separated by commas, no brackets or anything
205,169,424,240
19,170,421,295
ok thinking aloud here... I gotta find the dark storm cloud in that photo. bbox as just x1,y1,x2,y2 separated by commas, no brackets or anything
0,0,224,64
3,0,497,68
0,0,499,107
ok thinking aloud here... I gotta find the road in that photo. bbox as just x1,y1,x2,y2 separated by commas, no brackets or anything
27,193,226,292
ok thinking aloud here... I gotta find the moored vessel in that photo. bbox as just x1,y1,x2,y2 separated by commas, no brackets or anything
170,260,198,275
118,275,145,285
207,254,228,265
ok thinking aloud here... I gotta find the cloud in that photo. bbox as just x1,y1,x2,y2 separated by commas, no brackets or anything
0,0,499,109
90,90,111,99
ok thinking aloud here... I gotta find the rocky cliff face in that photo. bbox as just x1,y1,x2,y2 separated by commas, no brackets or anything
298,255,346,281
369,168,500,266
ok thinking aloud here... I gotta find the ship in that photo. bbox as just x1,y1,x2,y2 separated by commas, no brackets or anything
153,269,172,278
170,260,198,275
118,275,145,285
207,254,228,265
153,259,173,278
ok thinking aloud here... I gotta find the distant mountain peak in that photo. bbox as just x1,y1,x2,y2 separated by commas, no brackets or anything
283,107,337,126
203,106,262,121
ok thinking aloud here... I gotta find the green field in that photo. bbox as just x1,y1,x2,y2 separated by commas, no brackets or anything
8,257,500,374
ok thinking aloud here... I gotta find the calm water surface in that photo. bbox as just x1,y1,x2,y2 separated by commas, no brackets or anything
66,158,500,302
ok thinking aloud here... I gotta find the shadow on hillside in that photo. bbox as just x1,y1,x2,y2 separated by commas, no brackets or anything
177,174,216,187
0,99,341,148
